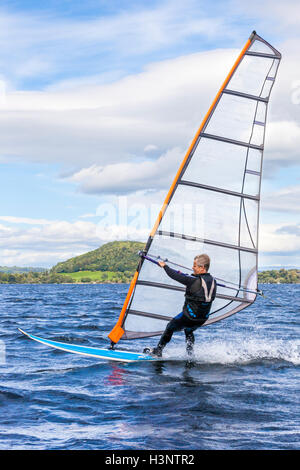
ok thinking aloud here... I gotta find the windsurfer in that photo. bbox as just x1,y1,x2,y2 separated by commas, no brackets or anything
145,254,216,357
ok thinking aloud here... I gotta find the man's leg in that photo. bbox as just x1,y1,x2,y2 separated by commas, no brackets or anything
152,313,185,356
184,319,206,356
184,328,197,356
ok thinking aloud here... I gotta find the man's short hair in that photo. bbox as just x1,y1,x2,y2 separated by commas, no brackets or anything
194,254,210,271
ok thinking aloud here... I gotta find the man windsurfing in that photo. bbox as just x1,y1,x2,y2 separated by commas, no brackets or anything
144,254,216,357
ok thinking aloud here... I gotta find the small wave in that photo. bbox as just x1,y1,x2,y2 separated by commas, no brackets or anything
165,338,300,366
0,389,24,401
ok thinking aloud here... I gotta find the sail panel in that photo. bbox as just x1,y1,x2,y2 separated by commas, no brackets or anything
204,94,259,143
240,198,258,248
158,184,259,249
182,138,262,195
129,284,183,316
228,56,279,98
125,312,171,335
246,148,263,172
243,172,260,196
140,234,258,294
248,37,279,55
108,32,281,344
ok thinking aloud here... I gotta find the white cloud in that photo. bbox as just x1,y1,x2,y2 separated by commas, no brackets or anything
0,215,55,225
0,249,76,268
78,213,97,219
0,216,147,267
261,185,300,213
0,223,15,235
259,222,300,253
0,11,297,188
265,121,300,164
0,48,236,168
1,216,299,268
144,144,158,153
231,0,300,36
0,38,298,190
277,224,300,236
0,218,99,251
68,147,183,195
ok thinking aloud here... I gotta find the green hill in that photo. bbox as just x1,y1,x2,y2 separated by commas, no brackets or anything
51,240,145,274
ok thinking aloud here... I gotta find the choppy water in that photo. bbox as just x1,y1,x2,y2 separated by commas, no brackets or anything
0,283,299,450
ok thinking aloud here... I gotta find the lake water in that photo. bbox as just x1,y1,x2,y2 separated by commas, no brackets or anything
0,283,299,450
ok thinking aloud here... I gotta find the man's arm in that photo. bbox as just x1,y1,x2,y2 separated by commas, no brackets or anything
159,262,194,287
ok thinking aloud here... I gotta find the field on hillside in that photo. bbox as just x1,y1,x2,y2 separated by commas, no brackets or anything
59,271,131,283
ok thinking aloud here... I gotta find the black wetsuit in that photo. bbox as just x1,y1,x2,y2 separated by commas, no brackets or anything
157,265,216,351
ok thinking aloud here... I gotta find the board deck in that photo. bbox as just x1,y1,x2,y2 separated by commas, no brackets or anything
18,329,155,362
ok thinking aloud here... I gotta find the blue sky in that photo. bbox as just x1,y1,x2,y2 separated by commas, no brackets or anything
0,0,299,268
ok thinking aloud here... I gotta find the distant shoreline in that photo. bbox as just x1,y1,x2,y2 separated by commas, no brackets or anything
0,279,130,285
0,267,299,285
0,281,299,286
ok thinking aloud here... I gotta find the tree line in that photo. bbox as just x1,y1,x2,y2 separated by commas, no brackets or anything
0,268,298,284
0,271,74,284
258,268,299,284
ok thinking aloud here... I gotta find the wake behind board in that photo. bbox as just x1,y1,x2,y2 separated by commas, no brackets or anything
18,329,155,363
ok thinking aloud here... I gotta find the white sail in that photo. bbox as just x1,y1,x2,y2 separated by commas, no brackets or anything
108,31,281,344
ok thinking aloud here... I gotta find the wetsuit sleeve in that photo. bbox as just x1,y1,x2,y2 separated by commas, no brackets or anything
163,265,194,287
